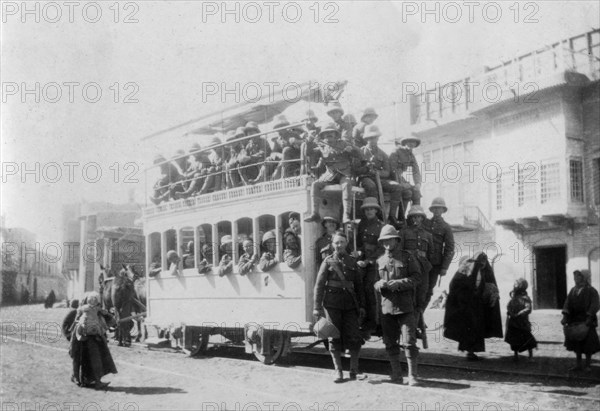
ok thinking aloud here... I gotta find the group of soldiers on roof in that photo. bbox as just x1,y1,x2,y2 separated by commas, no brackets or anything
312,195,455,385
149,103,423,226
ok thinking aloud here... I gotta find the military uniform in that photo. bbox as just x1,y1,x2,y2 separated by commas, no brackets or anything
423,214,455,307
356,215,385,333
389,145,422,205
313,252,366,353
359,141,403,220
306,123,362,223
375,224,423,385
399,225,433,311
352,122,368,147
238,252,259,275
315,233,334,268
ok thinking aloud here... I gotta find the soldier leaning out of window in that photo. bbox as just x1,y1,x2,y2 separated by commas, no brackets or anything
283,229,302,269
238,240,259,275
217,235,234,277
258,230,278,272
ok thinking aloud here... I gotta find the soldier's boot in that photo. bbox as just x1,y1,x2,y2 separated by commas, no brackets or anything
349,349,365,380
304,184,322,222
406,348,422,387
330,351,344,383
388,353,403,384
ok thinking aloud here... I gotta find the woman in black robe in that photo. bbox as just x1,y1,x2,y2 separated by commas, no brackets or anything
443,252,503,360
64,292,117,389
562,269,600,371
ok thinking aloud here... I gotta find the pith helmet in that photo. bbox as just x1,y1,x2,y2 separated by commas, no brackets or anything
326,102,344,116
273,115,290,130
318,123,341,138
220,235,233,244
429,197,448,213
313,316,340,340
225,130,237,142
343,113,357,127
153,154,166,165
303,109,318,123
209,136,222,147
361,197,382,211
189,142,202,154
244,121,260,134
173,149,186,159
321,215,340,228
378,224,400,241
399,136,421,148
407,205,427,218
361,107,379,122
234,127,246,138
262,230,276,243
363,124,382,139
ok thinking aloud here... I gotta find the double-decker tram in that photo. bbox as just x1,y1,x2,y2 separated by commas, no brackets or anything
142,81,366,364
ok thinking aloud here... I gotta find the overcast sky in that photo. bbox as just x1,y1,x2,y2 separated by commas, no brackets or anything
1,0,598,243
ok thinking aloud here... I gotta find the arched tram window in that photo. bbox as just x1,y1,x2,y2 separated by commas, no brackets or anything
180,226,195,269
235,217,253,264
216,221,233,262
165,229,177,268
257,215,275,256
197,224,213,268
148,232,161,270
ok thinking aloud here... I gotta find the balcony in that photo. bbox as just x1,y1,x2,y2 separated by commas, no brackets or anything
409,29,600,132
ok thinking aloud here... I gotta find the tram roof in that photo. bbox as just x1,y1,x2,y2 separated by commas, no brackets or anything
142,80,347,141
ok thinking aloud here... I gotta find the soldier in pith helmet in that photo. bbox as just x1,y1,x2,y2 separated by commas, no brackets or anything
175,143,214,198
352,107,379,147
375,224,423,386
313,231,366,382
355,197,385,339
149,154,172,205
389,136,422,206
207,136,225,192
359,125,404,225
304,123,363,224
422,197,455,308
258,230,278,272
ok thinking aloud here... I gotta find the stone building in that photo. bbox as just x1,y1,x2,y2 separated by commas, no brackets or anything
408,29,600,308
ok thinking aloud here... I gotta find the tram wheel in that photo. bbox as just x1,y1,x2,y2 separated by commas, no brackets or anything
253,331,289,365
183,327,210,357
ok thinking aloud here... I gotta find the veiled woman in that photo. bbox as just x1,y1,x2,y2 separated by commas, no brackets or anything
66,291,117,389
561,269,600,371
443,252,503,360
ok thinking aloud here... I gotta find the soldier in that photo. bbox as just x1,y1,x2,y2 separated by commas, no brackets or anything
250,116,288,183
207,136,225,192
174,143,214,198
359,125,404,225
315,216,340,268
288,212,302,236
258,230,278,272
181,241,195,269
389,136,423,206
422,197,455,308
375,224,422,386
239,121,268,183
149,154,171,205
354,197,385,338
238,240,259,275
217,235,234,277
304,123,363,224
313,232,366,382
225,127,247,188
283,229,302,269
326,102,354,144
400,205,433,344
352,107,378,148
197,244,213,274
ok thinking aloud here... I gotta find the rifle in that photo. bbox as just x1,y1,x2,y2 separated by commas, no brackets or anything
374,171,387,224
417,310,429,349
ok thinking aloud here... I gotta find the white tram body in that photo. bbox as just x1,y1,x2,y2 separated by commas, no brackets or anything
142,174,349,361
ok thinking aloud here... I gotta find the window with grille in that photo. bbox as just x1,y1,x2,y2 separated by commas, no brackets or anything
569,159,584,202
541,162,560,204
518,167,537,207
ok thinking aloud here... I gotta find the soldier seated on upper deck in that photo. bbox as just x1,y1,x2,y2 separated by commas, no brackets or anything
272,123,304,180
239,121,269,184
326,102,354,144
304,123,363,224
389,136,422,206
174,143,214,199
352,107,379,148
258,230,278,272
149,154,171,205
225,128,247,188
300,110,322,176
250,116,288,183
207,136,225,192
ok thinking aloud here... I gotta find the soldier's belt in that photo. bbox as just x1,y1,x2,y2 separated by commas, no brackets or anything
326,280,354,290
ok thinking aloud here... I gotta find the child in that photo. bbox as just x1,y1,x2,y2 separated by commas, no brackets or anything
505,278,537,362
74,292,107,341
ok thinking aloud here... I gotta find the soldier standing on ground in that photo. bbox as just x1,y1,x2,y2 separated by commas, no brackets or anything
313,232,366,383
422,197,455,308
354,197,385,339
375,225,423,386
